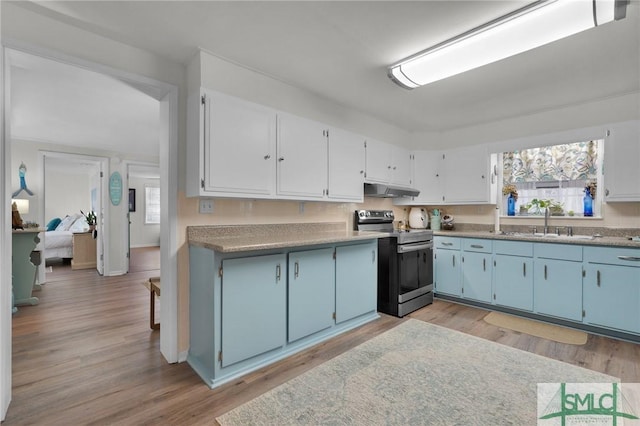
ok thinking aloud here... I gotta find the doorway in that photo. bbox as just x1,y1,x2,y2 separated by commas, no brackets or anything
39,152,108,280
126,163,161,274
2,43,179,419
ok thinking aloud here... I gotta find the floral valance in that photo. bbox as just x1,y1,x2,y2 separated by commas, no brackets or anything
503,141,598,183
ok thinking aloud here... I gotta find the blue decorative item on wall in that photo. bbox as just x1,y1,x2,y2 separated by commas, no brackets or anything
12,162,35,197
109,172,123,206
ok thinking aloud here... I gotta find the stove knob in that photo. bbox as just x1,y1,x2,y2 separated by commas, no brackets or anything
365,211,371,217
359,211,365,217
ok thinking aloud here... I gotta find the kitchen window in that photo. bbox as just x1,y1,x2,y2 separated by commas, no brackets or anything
500,140,603,217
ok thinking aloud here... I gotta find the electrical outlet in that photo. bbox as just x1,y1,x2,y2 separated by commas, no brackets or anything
199,198,214,214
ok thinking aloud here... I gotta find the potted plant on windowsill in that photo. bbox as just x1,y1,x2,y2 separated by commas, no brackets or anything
81,210,97,231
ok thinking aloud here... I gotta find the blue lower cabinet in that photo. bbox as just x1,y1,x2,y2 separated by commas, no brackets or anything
221,253,287,367
583,263,640,334
462,251,492,303
534,259,582,321
434,249,462,297
493,254,533,311
335,242,377,323
288,248,336,342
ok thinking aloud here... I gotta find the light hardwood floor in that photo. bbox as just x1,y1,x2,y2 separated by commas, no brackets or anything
6,251,639,424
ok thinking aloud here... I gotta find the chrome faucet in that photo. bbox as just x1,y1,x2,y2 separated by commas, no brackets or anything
544,208,550,234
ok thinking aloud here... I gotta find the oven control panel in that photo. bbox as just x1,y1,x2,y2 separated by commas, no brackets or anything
356,210,394,223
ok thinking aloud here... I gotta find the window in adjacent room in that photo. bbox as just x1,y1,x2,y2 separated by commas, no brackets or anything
144,185,161,224
501,140,603,217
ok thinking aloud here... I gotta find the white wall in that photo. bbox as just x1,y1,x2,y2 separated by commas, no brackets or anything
44,168,91,224
410,92,640,150
129,177,160,247
192,50,412,148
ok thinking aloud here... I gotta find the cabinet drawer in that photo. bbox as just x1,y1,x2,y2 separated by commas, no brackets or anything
494,240,533,257
434,236,460,250
534,243,582,262
584,246,640,266
462,238,492,253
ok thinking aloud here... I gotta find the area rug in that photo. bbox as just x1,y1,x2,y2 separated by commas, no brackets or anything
216,319,615,425
484,311,588,345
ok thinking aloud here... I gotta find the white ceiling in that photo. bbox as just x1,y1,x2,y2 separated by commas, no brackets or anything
9,49,161,157
8,1,640,142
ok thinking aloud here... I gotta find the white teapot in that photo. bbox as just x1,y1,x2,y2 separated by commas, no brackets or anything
408,207,428,229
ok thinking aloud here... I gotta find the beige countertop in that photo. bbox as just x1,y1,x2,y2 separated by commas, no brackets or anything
188,223,386,253
433,230,640,248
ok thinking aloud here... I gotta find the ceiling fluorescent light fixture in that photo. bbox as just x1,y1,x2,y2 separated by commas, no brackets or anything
389,0,629,89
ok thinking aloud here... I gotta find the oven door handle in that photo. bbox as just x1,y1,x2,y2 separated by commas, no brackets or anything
397,242,433,254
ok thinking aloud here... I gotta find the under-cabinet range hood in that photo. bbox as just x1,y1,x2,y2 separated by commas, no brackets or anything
364,183,420,198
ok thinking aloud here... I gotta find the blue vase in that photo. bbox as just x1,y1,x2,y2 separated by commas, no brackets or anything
583,189,593,217
507,194,516,216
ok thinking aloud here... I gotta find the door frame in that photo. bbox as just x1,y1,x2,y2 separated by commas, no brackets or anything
1,42,179,420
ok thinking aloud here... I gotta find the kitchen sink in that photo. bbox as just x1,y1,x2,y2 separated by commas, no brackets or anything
500,232,595,240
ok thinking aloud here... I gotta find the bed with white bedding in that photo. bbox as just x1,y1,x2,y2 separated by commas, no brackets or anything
41,213,90,260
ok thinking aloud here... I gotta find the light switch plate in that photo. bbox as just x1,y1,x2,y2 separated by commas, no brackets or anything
199,198,214,214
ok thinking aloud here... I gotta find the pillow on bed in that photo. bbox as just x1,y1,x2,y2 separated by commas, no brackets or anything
69,216,90,233
55,214,82,231
46,217,62,231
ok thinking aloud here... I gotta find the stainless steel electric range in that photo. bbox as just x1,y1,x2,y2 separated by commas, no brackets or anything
355,209,434,317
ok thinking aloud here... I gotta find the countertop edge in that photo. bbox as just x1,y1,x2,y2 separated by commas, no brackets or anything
433,230,640,248
189,231,387,253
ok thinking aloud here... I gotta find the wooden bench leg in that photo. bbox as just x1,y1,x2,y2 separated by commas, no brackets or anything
150,288,160,330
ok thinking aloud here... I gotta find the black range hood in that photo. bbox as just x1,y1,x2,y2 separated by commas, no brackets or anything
364,183,420,198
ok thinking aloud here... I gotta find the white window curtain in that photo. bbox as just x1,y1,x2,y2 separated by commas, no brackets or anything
501,140,601,216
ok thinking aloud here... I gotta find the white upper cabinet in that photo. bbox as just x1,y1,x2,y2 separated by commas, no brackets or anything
397,146,497,206
276,113,328,200
365,139,412,186
364,138,392,183
442,145,495,204
390,145,412,187
187,89,277,198
327,128,365,202
603,120,640,202
396,150,444,205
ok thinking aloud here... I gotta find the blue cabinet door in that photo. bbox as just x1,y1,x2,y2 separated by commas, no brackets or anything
584,264,640,333
493,254,533,311
221,253,286,367
462,251,492,303
288,247,336,342
336,242,377,323
534,259,582,321
434,249,462,297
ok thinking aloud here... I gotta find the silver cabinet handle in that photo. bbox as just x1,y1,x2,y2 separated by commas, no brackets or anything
441,242,453,246
618,256,640,261
597,270,601,287
483,258,486,271
294,261,299,278
264,154,271,160
452,255,455,267
278,157,285,162
523,262,526,277
544,265,547,280
372,250,376,263
605,189,610,196
276,264,281,281
470,244,484,249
